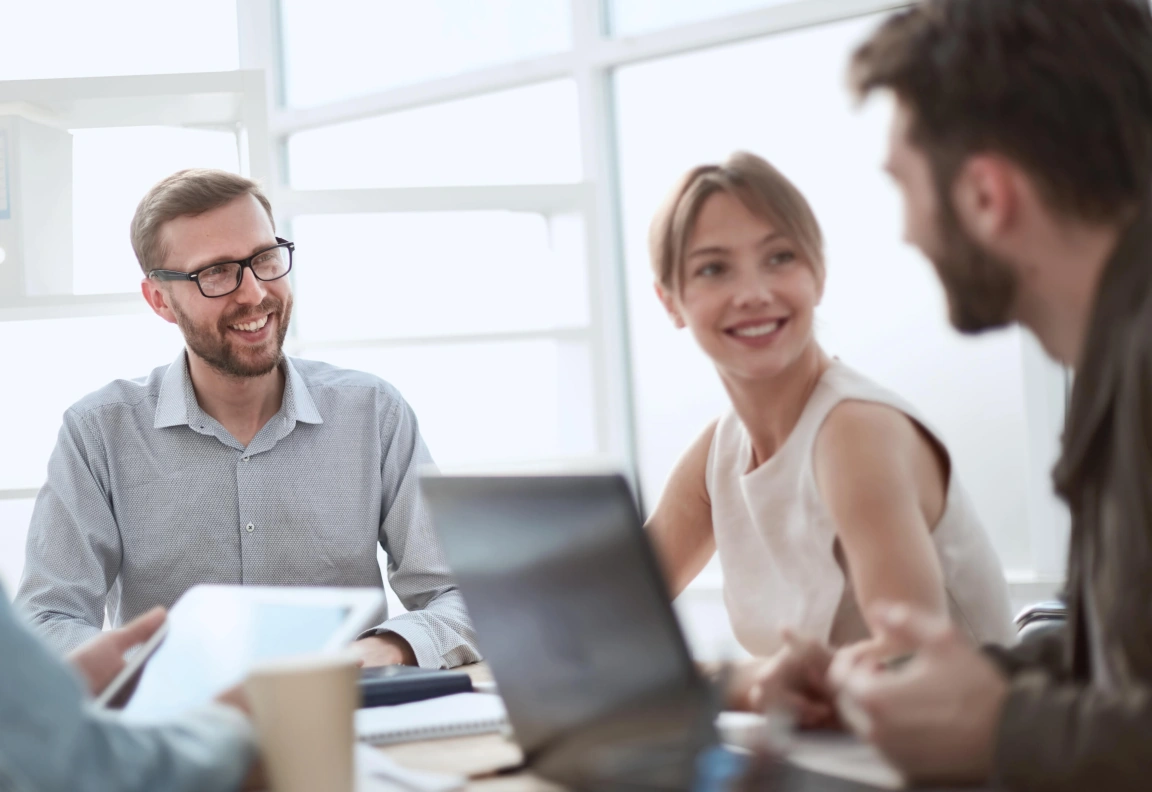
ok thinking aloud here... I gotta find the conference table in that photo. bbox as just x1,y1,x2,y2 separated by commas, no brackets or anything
373,665,987,792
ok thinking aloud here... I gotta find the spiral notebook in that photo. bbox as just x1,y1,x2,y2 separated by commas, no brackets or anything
356,692,508,746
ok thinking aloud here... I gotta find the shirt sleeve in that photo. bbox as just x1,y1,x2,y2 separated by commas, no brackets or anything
983,628,1070,682
0,590,255,792
363,393,480,669
14,408,122,653
992,669,1152,792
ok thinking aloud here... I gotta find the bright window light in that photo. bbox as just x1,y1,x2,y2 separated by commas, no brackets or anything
291,211,589,341
298,340,597,468
0,499,35,596
287,81,583,189
0,315,183,490
608,0,796,36
281,0,572,108
0,1,238,80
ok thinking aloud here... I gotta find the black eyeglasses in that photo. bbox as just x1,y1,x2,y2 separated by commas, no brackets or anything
148,238,295,298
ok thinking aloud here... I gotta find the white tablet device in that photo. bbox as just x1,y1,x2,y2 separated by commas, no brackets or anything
96,584,386,723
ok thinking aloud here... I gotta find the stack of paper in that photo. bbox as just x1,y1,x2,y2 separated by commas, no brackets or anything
356,692,508,746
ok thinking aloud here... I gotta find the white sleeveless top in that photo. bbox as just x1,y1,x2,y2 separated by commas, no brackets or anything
706,360,1014,656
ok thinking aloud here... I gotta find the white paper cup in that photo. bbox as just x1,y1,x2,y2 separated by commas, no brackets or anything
245,653,360,792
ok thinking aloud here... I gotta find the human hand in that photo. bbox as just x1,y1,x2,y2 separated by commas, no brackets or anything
827,637,895,692
349,633,416,667
68,606,166,697
215,681,252,716
737,630,837,728
211,683,267,790
836,603,1008,785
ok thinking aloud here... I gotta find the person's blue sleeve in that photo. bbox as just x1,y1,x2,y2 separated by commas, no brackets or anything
0,593,256,792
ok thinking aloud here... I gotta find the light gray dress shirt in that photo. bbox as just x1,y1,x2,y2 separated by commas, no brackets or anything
0,583,254,792
16,351,479,669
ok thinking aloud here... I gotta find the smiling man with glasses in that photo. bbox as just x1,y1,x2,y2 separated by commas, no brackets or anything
15,168,479,671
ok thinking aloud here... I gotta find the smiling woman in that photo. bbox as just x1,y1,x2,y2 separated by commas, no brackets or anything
642,151,1013,715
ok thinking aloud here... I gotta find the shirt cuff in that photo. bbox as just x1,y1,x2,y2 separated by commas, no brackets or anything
359,617,443,669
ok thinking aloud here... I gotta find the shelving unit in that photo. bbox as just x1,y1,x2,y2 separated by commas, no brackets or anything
0,69,271,322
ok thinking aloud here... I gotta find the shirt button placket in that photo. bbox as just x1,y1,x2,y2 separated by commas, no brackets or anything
238,451,255,584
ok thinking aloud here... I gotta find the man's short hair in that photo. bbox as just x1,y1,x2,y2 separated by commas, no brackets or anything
850,0,1152,223
130,169,275,274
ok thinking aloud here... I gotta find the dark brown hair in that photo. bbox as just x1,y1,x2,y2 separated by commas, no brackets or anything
851,0,1152,223
649,151,824,293
130,169,274,273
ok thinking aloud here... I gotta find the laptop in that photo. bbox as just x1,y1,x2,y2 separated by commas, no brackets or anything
422,472,899,791
421,472,718,789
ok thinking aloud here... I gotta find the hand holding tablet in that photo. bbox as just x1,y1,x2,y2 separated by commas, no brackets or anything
96,585,385,722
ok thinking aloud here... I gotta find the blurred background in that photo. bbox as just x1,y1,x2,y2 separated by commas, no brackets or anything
0,0,1069,659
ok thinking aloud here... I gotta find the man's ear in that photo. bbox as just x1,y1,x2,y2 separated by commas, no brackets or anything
140,278,178,325
951,154,1018,246
654,282,686,329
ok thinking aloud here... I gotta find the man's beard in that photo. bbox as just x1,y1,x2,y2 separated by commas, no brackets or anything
929,199,1019,334
171,295,292,378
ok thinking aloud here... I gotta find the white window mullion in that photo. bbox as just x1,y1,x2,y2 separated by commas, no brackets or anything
267,1,913,137
588,0,912,69
0,489,39,502
0,293,146,322
270,53,578,137
279,184,591,216
288,326,592,357
570,0,640,490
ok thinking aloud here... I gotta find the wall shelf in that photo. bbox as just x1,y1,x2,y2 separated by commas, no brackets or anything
0,69,271,320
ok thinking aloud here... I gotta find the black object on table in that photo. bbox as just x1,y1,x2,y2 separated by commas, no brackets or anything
358,665,474,708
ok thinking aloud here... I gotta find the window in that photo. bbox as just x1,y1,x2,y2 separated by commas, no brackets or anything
289,208,597,469
0,498,35,594
0,315,183,491
299,341,596,469
0,1,238,80
291,212,588,340
73,127,240,295
280,0,572,107
608,0,798,36
287,82,582,189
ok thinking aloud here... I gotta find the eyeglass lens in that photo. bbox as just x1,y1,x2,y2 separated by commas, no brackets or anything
199,246,291,297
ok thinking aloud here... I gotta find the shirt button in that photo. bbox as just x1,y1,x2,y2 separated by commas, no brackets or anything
242,456,250,462
245,522,254,533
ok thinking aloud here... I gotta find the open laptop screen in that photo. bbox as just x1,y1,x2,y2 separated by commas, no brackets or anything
421,473,701,753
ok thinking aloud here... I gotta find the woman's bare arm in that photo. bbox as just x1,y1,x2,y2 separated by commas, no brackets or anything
645,420,718,598
813,400,950,645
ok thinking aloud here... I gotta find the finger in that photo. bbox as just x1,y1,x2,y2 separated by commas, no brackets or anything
868,602,951,652
781,690,833,727
835,688,876,739
782,629,832,671
113,606,167,649
828,641,885,690
747,680,765,711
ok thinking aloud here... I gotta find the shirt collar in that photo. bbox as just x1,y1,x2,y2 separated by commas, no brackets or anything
154,351,323,430
281,356,324,426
